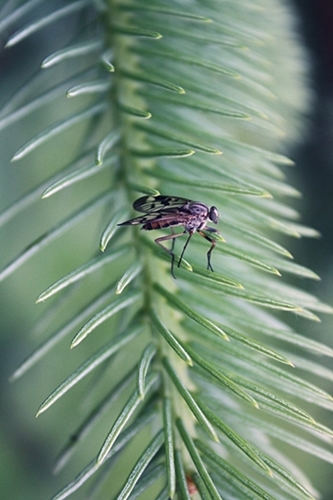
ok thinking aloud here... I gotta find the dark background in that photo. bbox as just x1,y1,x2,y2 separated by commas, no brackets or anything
0,1,332,498
291,0,333,273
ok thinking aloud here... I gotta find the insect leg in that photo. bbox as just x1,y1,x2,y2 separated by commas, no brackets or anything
170,228,176,253
198,230,216,272
177,231,194,268
155,232,185,278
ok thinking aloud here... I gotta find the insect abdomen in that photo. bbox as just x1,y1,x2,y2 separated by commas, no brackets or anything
143,219,182,230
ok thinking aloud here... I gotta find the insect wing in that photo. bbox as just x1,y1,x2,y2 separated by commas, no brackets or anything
133,195,191,213
118,210,191,227
117,213,158,226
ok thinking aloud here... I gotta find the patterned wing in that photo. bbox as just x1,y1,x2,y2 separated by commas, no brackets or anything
118,210,192,227
117,212,162,226
133,195,191,213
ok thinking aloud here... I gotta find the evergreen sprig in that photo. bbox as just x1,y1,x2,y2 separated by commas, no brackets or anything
1,1,332,499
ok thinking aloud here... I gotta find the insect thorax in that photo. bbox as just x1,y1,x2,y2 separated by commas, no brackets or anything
180,202,209,231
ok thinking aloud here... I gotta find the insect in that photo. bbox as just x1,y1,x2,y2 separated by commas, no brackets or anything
118,195,220,278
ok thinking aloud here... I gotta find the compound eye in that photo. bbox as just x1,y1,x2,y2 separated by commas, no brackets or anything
209,206,219,224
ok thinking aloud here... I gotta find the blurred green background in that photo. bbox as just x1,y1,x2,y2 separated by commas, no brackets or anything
1,1,332,499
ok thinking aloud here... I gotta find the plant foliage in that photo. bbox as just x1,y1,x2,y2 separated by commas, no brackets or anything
1,0,333,499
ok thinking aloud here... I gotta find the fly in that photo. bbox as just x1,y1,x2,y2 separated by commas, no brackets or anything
118,195,220,278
